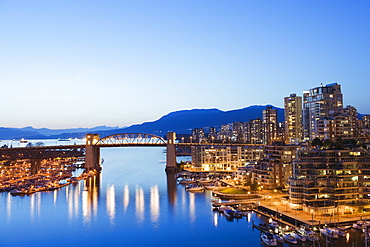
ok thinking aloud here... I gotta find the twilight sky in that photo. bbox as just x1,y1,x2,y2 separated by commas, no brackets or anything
1,0,369,129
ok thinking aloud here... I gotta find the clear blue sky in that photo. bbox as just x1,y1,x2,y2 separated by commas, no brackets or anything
1,0,369,129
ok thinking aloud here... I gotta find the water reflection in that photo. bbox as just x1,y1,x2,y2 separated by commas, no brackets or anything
150,185,160,223
6,192,11,221
213,212,218,227
166,169,177,208
106,185,116,226
135,186,145,223
123,185,129,213
189,192,195,223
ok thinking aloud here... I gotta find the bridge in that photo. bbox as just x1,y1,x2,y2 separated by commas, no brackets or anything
0,132,261,171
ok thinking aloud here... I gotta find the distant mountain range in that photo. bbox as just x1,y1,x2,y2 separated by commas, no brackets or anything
0,105,283,140
0,104,366,140
104,105,284,136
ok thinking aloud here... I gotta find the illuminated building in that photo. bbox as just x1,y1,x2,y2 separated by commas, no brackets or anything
284,93,303,144
252,145,298,189
317,105,359,141
303,83,343,141
262,106,278,145
191,146,262,172
245,118,263,144
289,148,370,214
192,128,205,143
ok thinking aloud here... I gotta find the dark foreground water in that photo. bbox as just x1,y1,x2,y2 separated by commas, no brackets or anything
0,143,367,246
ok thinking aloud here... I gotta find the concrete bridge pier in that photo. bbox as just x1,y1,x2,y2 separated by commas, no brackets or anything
166,132,177,171
30,159,42,175
85,133,101,171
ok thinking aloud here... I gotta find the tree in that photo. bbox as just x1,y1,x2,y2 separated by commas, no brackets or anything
311,137,323,147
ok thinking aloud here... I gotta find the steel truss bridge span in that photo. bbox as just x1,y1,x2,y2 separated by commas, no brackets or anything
95,133,167,147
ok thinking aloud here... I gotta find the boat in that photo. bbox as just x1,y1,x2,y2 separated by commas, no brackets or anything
205,185,221,190
187,186,205,193
329,227,346,237
58,138,72,141
199,180,213,185
320,228,339,239
298,228,319,242
291,231,306,241
282,232,298,244
260,232,278,246
177,179,196,185
223,209,235,219
10,189,25,196
20,138,28,143
268,220,279,229
272,233,284,243
233,209,243,219
353,220,368,229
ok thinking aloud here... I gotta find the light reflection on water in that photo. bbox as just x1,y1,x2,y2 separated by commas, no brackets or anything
0,146,368,247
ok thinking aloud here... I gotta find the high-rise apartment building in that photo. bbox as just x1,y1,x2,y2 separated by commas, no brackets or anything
284,93,303,144
303,83,343,141
262,106,278,145
245,118,263,144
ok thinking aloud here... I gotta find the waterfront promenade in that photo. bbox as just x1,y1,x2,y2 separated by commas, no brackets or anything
217,178,368,227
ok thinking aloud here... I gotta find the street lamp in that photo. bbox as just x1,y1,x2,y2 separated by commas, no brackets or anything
310,209,314,226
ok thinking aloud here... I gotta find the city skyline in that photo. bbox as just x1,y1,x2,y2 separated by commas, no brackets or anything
1,1,370,129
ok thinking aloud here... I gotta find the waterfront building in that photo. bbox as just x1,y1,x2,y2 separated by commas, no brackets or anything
289,148,370,215
284,93,303,145
191,146,262,172
262,106,278,145
303,83,343,141
252,145,298,189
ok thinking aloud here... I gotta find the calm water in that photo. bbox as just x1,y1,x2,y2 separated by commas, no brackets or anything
0,141,367,246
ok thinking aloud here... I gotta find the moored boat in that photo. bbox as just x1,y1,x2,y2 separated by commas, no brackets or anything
291,231,306,242
282,232,298,244
187,186,205,193
320,228,339,239
298,228,319,242
272,233,284,243
260,232,278,246
353,220,368,230
268,220,279,229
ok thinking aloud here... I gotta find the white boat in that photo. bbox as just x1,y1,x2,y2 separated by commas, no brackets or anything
272,233,284,243
282,232,298,244
329,227,346,237
268,221,279,229
298,229,319,242
222,209,236,220
353,220,368,229
260,232,278,246
320,228,339,239
291,231,306,241
20,138,28,143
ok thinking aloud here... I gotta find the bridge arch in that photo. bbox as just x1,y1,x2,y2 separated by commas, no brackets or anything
95,133,167,146
85,132,176,171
